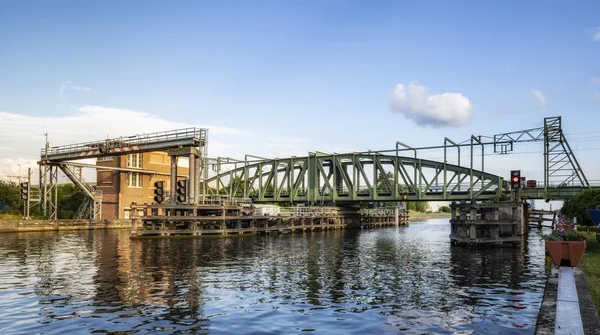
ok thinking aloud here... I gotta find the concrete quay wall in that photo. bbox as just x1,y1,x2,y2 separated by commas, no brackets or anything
0,219,131,233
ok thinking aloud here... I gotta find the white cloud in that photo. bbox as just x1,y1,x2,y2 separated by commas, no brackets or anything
0,106,309,181
530,89,547,108
591,78,600,84
69,86,92,92
58,81,92,94
57,81,93,108
389,82,472,127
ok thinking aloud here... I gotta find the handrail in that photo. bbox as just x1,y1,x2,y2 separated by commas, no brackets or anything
41,127,207,157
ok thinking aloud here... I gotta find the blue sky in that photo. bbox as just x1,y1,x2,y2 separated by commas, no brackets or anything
1,0,600,183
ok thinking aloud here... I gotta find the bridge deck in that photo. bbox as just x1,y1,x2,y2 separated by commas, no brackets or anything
41,127,207,162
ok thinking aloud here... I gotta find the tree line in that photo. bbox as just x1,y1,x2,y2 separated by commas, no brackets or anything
561,189,600,226
0,180,84,219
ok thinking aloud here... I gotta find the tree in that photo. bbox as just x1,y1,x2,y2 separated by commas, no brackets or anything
57,184,85,219
561,189,600,226
0,180,22,215
439,205,451,213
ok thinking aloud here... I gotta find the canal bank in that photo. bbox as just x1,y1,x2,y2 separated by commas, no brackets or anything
0,212,450,234
535,266,600,334
0,219,131,233
409,212,451,221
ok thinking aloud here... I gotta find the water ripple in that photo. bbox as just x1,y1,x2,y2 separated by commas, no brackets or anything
0,220,546,334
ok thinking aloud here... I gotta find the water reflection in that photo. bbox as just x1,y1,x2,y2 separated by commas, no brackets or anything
0,220,546,334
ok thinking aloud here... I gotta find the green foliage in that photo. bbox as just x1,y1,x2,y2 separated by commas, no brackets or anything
438,205,451,213
0,180,22,215
0,213,24,220
580,231,600,316
57,184,85,219
562,189,600,226
495,192,510,201
406,201,429,213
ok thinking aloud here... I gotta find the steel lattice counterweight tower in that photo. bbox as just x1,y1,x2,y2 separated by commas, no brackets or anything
543,117,589,189
493,116,589,197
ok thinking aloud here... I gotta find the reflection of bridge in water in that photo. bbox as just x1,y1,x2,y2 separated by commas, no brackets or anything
35,116,595,220
0,223,546,333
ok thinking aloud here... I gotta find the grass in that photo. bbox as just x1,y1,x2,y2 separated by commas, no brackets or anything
581,230,600,316
0,214,44,220
0,213,23,220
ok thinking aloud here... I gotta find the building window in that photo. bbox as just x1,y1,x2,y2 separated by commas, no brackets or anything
126,153,142,168
124,208,131,219
127,172,142,188
98,156,114,161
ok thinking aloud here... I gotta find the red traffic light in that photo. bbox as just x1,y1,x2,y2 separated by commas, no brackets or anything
510,170,521,189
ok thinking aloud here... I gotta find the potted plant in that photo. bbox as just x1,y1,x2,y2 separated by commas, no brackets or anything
538,215,586,267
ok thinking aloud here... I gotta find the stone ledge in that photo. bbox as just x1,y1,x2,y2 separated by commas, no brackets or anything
0,219,131,233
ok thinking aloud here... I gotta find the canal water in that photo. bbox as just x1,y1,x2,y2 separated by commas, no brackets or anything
0,219,546,334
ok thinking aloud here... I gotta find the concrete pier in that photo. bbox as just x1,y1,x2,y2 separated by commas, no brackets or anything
449,200,525,245
130,203,408,238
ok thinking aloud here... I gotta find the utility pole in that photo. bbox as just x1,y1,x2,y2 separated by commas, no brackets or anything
25,168,31,219
44,133,49,160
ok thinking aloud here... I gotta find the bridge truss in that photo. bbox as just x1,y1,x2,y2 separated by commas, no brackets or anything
202,153,505,203
204,116,590,203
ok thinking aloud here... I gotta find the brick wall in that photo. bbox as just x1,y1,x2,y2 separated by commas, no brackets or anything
96,152,189,219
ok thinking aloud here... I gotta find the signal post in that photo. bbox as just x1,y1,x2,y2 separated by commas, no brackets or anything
20,167,33,220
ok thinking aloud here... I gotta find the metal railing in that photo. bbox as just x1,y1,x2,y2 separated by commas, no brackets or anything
524,180,600,188
41,127,207,157
195,194,252,206
361,207,398,216
279,206,343,217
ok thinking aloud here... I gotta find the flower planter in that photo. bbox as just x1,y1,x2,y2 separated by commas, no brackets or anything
545,240,586,267
555,224,572,230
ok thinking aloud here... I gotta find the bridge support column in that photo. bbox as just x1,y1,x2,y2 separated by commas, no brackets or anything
450,201,523,246
170,156,177,201
189,153,196,204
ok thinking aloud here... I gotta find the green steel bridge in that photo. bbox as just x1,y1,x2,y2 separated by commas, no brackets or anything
201,116,593,203
35,116,595,219
202,153,593,203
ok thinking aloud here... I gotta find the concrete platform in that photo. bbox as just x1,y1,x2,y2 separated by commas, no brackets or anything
536,266,600,335
556,267,583,334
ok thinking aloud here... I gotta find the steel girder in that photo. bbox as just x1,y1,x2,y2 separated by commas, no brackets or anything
203,154,505,203
39,164,58,220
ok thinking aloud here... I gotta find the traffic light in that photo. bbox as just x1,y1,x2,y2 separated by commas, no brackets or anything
510,170,521,190
176,180,187,203
20,182,29,200
153,181,164,204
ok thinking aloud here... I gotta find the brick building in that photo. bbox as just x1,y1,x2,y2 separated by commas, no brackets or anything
96,152,188,220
